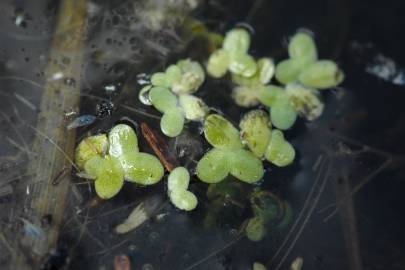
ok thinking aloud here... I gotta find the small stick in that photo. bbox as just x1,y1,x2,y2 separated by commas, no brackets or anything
141,122,179,172
51,167,69,186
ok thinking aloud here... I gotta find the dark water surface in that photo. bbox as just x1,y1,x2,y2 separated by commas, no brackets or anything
0,0,404,270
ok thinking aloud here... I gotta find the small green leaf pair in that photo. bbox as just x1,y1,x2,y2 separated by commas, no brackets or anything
275,31,344,89
196,114,264,184
167,167,198,211
75,124,164,199
240,110,295,167
148,86,185,137
256,84,298,130
147,86,209,137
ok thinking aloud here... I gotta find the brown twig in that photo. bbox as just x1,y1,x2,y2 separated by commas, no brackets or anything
141,122,179,172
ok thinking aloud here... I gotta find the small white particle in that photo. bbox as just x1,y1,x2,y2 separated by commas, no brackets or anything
104,85,116,92
15,15,24,27
48,72,64,81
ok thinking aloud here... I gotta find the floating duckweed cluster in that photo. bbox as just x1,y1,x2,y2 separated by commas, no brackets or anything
167,167,198,211
196,114,264,184
74,26,345,214
75,124,164,199
139,59,208,137
206,29,344,130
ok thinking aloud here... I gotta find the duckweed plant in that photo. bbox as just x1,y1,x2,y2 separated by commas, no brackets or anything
196,114,264,184
167,167,198,211
139,59,208,137
239,109,295,167
75,124,164,199
206,28,344,130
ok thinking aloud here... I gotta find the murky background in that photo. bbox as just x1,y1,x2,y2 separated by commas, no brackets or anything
0,0,404,270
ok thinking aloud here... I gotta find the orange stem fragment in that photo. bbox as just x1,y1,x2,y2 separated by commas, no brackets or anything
140,122,179,172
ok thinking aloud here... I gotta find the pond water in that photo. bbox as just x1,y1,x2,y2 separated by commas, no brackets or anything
0,0,404,270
